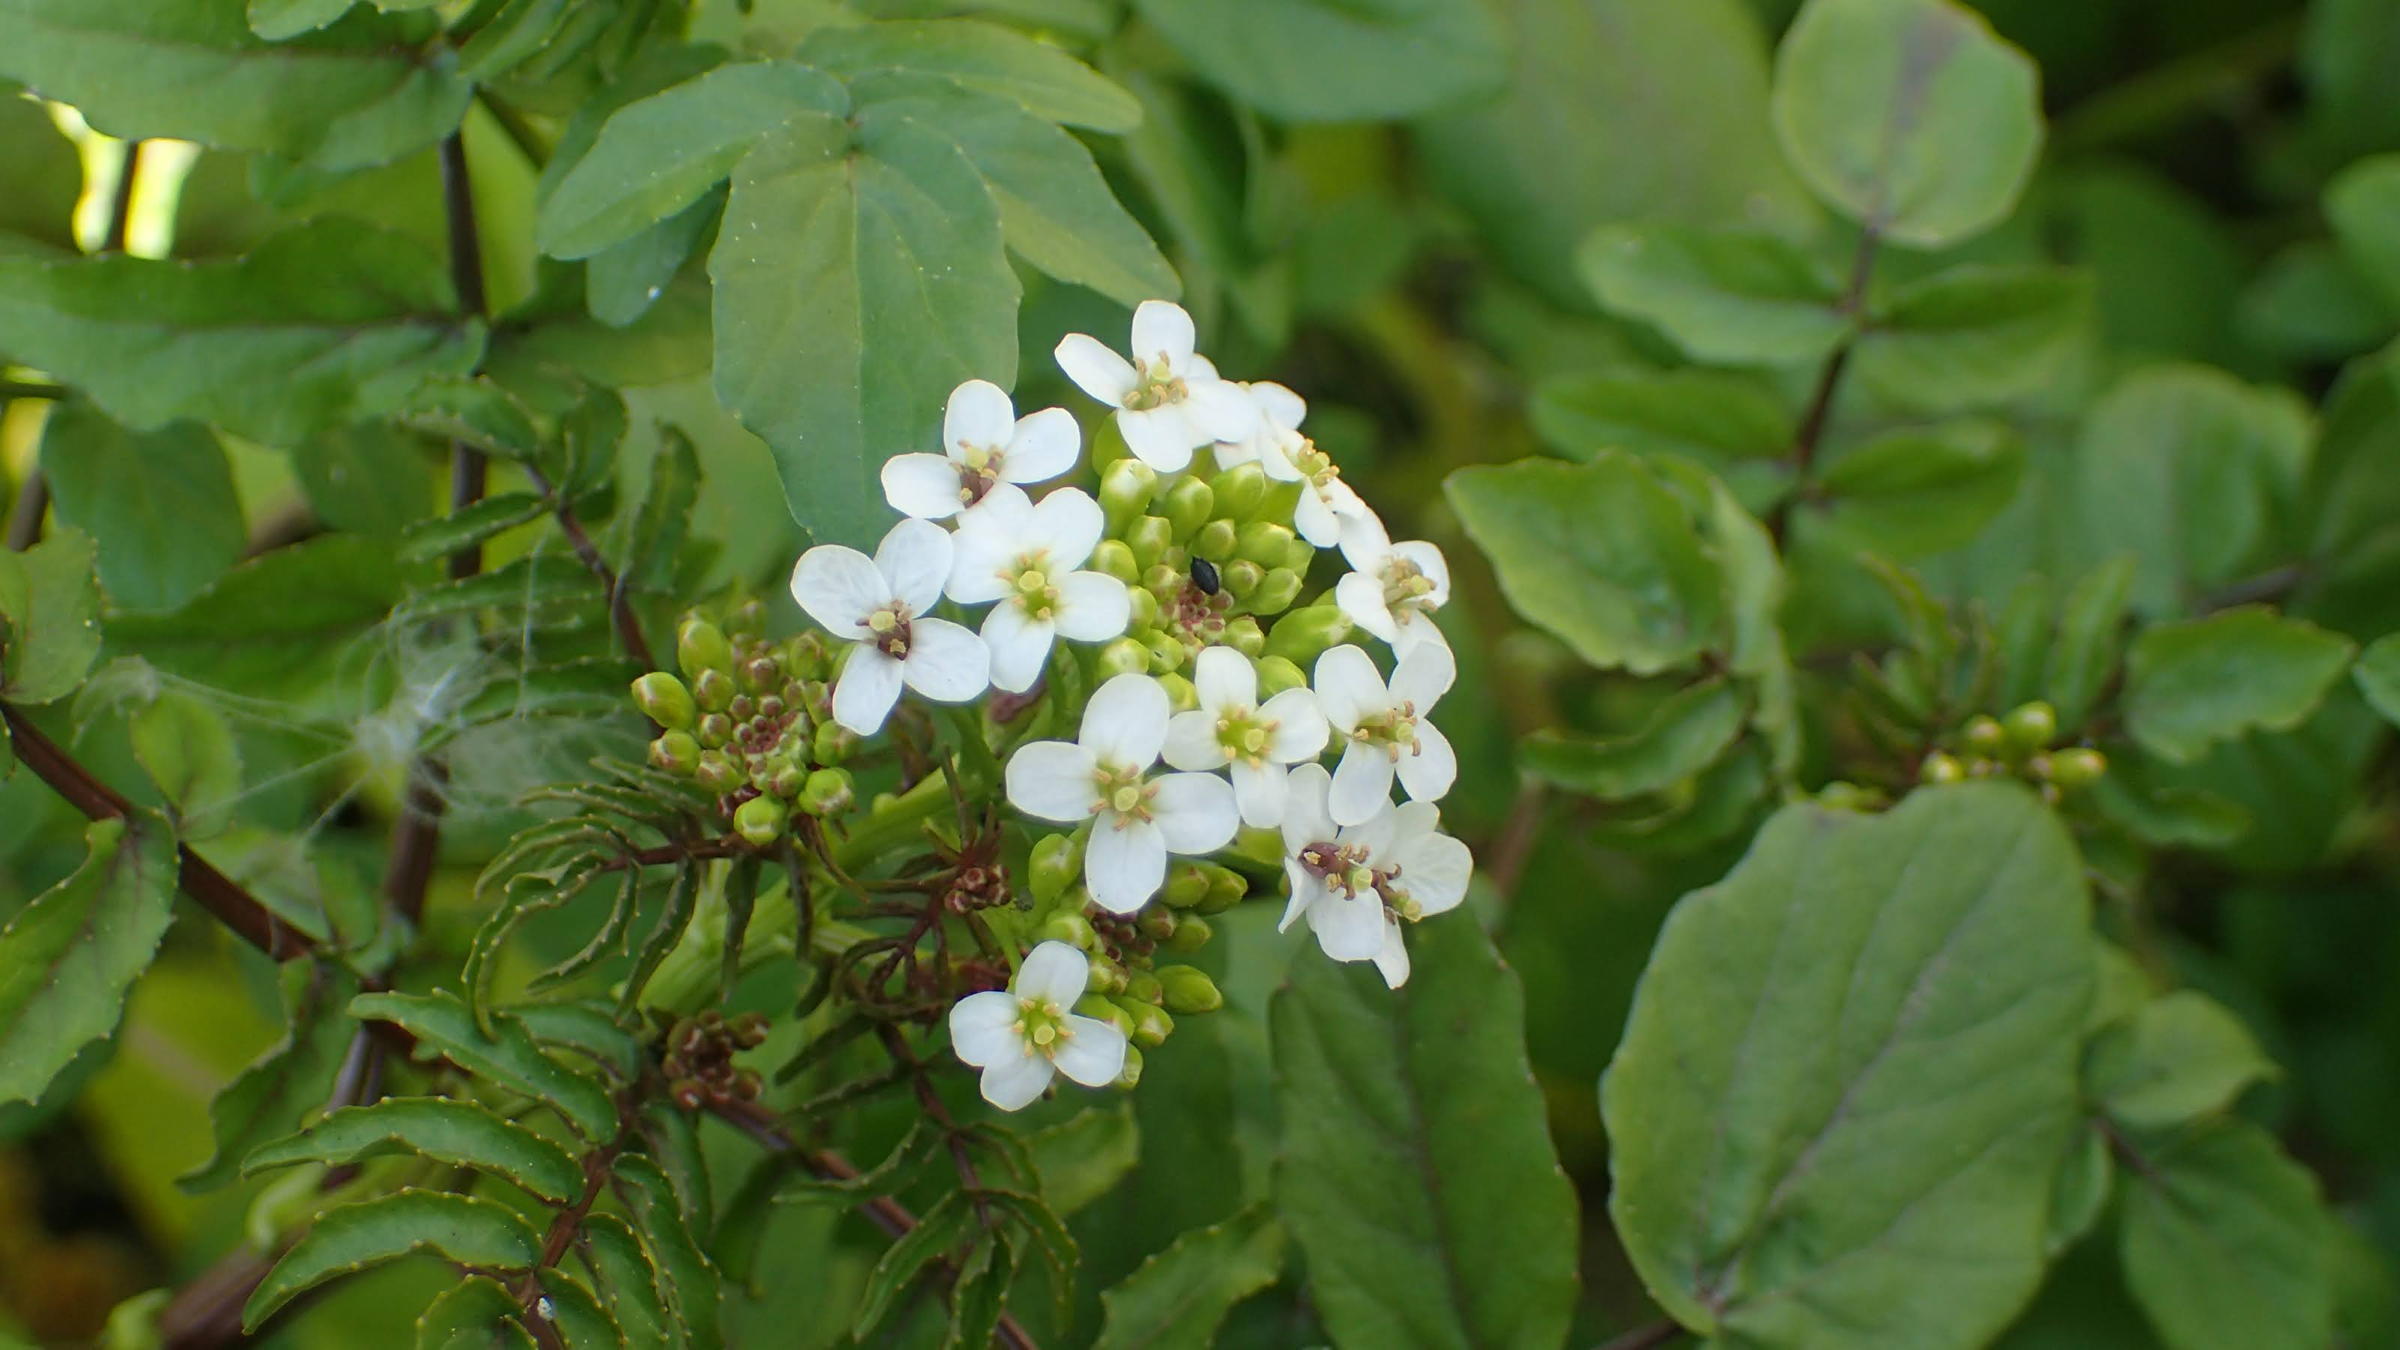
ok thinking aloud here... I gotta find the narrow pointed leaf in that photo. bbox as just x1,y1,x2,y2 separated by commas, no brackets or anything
0,815,178,1105
1093,1205,1285,1350
245,1190,542,1329
349,990,621,1142
243,1097,586,1203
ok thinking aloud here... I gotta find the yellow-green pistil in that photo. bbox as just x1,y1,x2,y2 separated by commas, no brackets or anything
1011,558,1061,621
1014,995,1071,1056
1214,709,1279,766
1121,355,1189,411
1091,762,1156,823
864,604,912,659
1349,703,1421,762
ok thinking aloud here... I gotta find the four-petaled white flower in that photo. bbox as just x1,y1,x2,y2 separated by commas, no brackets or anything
1312,642,1458,826
1054,301,1256,473
1256,426,1369,547
1277,764,1472,989
949,940,1128,1110
882,378,1080,521
1335,512,1451,656
1005,673,1239,912
946,485,1131,693
1213,381,1306,471
1163,646,1328,829
789,519,989,736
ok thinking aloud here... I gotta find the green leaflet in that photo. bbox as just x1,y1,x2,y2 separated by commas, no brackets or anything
1579,223,1852,366
0,815,179,1105
37,403,245,613
415,1275,537,1350
349,990,621,1142
2124,607,2356,765
798,17,1141,131
243,1096,587,1204
2119,1121,2336,1350
611,1154,721,1345
245,1190,542,1330
1129,0,1503,123
1521,677,1748,800
1028,1102,1140,1216
1092,1205,1285,1350
129,688,244,839
105,535,403,706
2086,992,2278,1132
0,527,102,705
183,966,362,1192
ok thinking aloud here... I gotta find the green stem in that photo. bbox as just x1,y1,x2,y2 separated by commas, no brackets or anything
833,772,955,872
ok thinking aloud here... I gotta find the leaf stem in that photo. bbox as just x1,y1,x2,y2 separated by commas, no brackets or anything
1769,227,1880,545
1596,1318,1686,1350
524,462,658,669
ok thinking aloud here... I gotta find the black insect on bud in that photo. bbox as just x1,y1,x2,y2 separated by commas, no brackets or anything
1190,556,1222,597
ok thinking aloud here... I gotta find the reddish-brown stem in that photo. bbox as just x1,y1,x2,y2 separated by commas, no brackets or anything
522,463,657,670
1596,1319,1686,1350
1769,228,1880,545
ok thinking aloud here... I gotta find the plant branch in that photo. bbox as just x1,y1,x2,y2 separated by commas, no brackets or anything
0,379,66,401
1769,228,1880,545
4,473,48,552
524,462,657,669
439,130,490,583
1597,1319,1686,1350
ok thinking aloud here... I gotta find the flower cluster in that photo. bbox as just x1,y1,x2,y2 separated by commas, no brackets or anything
777,301,1472,1109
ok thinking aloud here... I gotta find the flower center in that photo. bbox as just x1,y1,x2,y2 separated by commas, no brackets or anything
955,447,1002,506
1298,841,1378,898
1351,703,1421,760
864,604,912,659
1091,761,1155,823
1122,355,1190,412
1016,997,1070,1058
1215,709,1276,766
1291,436,1341,489
1008,553,1061,620
1382,557,1438,613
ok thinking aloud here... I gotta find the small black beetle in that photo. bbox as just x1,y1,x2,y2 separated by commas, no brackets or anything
1189,557,1222,596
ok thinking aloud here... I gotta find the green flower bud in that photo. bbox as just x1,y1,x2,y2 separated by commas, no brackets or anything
696,712,734,748
1138,906,1177,943
812,720,856,765
1157,671,1199,711
1281,536,1319,573
693,667,735,714
1223,617,1266,659
1123,969,1163,1004
1162,863,1211,909
2050,747,2107,788
1128,586,1161,630
1164,913,1213,952
799,768,855,817
1087,952,1128,995
1042,910,1099,949
783,633,832,681
695,752,742,793
1125,515,1174,570
1229,826,1285,868
1157,965,1223,1015
771,763,807,800
1199,864,1247,914
1219,558,1264,599
1920,752,1964,786
1161,476,1214,539
1097,637,1152,681
1189,518,1239,562
649,731,702,775
1235,520,1296,567
1115,997,1173,1048
1100,458,1158,532
1030,833,1084,905
1209,462,1267,520
729,694,757,722
734,794,787,847
1246,567,1303,615
677,618,734,681
1142,563,1183,599
1074,994,1135,1036
1146,631,1187,673
1254,654,1307,696
1264,605,1352,664
1091,538,1141,584
739,656,780,694
631,672,697,729
1115,1044,1144,1090
2003,701,2058,751
724,599,766,639
1962,715,2006,756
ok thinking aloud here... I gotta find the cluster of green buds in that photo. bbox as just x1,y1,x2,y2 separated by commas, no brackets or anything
1921,701,2107,802
1086,453,1355,706
655,1008,771,1111
631,606,859,847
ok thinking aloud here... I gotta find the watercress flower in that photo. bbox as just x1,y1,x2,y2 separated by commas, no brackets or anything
881,378,1080,520
1162,646,1328,828
1313,642,1458,826
789,519,988,736
1054,300,1256,472
947,485,1131,692
948,941,1128,1110
1335,512,1451,655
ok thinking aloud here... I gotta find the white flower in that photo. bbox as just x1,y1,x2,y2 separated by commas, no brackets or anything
1213,381,1306,470
1312,642,1458,826
949,941,1128,1110
1277,763,1473,989
789,519,989,736
881,378,1080,520
1335,513,1451,656
1004,673,1239,912
1256,426,1369,547
1162,646,1328,829
1054,300,1257,473
947,485,1131,693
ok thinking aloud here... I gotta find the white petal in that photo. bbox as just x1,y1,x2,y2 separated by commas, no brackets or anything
1395,540,1450,605
1053,1017,1127,1086
1014,940,1091,1006
1229,759,1288,830
1293,488,1342,547
789,544,885,635
981,601,1055,694
1081,672,1169,767
1256,428,1306,484
1371,920,1411,989
1280,762,1337,852
832,648,905,736
1396,719,1458,804
900,617,990,703
1005,407,1080,484
1389,641,1456,711
1328,742,1395,827
1259,687,1329,761
1031,487,1105,569
1336,510,1393,571
1335,571,1401,646
949,991,1023,1067
1311,644,1386,733
944,378,1016,456
1341,798,1401,857
1149,772,1239,854
1162,709,1228,772
876,517,953,617
1248,380,1306,432
1005,740,1099,822
1309,889,1387,962
1189,645,1255,718
947,490,1030,605
1393,830,1472,917
1393,613,1452,658
1185,376,1263,442
1087,817,1166,912
1279,866,1317,932
1117,406,1197,472
1131,299,1196,370
980,1051,1055,1112
1056,333,1136,405
1051,571,1131,642
1213,432,1263,468
881,453,966,520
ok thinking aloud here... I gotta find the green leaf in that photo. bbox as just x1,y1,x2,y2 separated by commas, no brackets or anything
1521,677,1747,800
610,1154,720,1345
38,404,245,613
247,0,360,40
397,493,549,566
2046,1123,2112,1256
1813,420,2024,559
1529,369,1794,467
0,527,101,704
0,82,83,252
183,967,361,1192
2356,633,2400,726
800,18,1140,131
1272,916,1579,1350
1128,0,1503,122
575,1214,676,1350
537,62,848,260
2124,608,2356,765
0,815,177,1105
106,535,401,705
711,103,1019,550
349,991,621,1142
1853,263,2093,410
1603,783,2094,1346
243,1097,587,1204
415,1275,535,1350
244,1189,542,1330
0,1,469,170
2070,366,2310,615
2119,1121,2334,1350
2086,992,2277,1132
511,1000,643,1081
1770,0,2043,247
290,422,434,538
2326,153,2400,311
1029,1102,1139,1216
130,688,243,838
1092,1205,1285,1350
2045,555,2134,732
1446,454,1726,675
853,1191,972,1338
0,222,481,446
1579,224,1851,365
534,1269,624,1350
587,192,721,328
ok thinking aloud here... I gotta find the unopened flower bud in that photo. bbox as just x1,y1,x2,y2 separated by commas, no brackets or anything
1235,520,1296,566
1091,539,1140,584
1127,586,1161,630
783,633,831,681
1279,535,1318,573
799,768,855,817
1163,863,1211,909
693,667,735,713
1145,631,1187,673
2050,747,2106,788
1222,617,1265,659
1199,864,1247,913
1074,994,1135,1036
2004,701,2058,751
770,763,807,799
1097,637,1151,681
1125,515,1173,569
1156,965,1223,1015
1246,567,1303,615
724,599,766,639
729,694,756,721
695,752,742,793
1209,462,1267,520
741,656,780,693
1157,671,1198,711
631,672,697,729
1920,752,1964,786
1189,518,1239,562
812,720,855,765
1264,605,1353,664
1099,458,1158,531
734,794,788,847
696,712,734,748
1165,913,1213,952
1138,907,1177,943
649,731,702,775
677,619,734,681
1087,952,1128,994
1219,559,1264,599
1115,1044,1144,1090
1962,715,2006,756
1161,476,1214,539
1123,970,1163,1004
1114,996,1173,1047
1142,563,1182,599
1041,910,1098,949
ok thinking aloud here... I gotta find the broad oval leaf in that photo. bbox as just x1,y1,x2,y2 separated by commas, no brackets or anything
1579,224,1851,366
1852,263,2095,412
103,535,402,707
1092,1205,1285,1350
2124,607,2356,765
0,527,102,705
798,18,1140,131
1129,0,1503,123
243,1097,587,1204
1603,783,2094,1347
2356,632,2400,726
349,990,621,1142
2120,1120,2335,1350
0,815,178,1105
1771,0,2043,247
2086,992,2277,1132
38,404,245,613
2325,153,2400,312
1272,915,1580,1350
244,1189,542,1330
